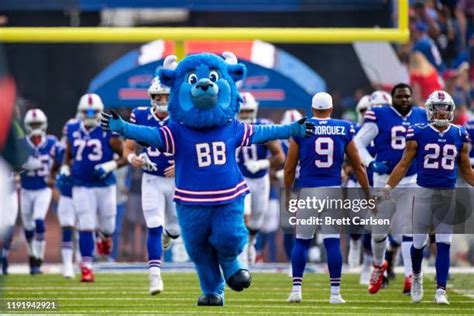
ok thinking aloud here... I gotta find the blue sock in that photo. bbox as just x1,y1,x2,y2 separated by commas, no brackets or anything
411,245,424,275
284,233,295,260
79,231,94,264
324,238,342,291
62,227,73,250
291,238,311,288
147,226,163,271
435,243,450,290
34,219,45,241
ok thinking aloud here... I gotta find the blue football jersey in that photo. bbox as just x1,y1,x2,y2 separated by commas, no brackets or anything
20,135,59,190
237,119,270,179
406,123,469,188
464,120,474,159
158,119,253,205
364,106,428,176
66,121,118,187
294,118,355,188
130,107,174,177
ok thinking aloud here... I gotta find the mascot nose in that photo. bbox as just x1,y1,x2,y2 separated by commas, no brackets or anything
196,79,214,91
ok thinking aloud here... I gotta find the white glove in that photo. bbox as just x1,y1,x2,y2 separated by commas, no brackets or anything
244,159,270,174
138,153,158,172
59,165,71,177
22,156,43,171
372,185,392,202
94,160,118,179
275,169,284,181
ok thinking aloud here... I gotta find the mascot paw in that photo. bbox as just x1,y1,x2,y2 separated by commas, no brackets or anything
226,269,251,292
197,294,224,306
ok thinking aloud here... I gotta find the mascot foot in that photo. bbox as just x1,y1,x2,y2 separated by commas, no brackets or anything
226,269,251,292
197,294,224,306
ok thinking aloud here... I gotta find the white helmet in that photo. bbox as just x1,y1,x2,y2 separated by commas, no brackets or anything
356,95,371,124
24,109,47,137
77,93,104,128
239,92,259,123
148,77,170,113
425,90,455,127
280,109,303,125
369,90,392,106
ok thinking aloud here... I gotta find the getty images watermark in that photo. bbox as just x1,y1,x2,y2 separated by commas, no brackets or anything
279,187,474,235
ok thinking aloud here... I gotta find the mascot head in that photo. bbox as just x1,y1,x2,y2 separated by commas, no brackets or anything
158,52,246,129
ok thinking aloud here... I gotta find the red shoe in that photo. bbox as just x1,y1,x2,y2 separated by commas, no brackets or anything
80,265,94,282
403,275,412,296
368,260,388,294
96,237,112,256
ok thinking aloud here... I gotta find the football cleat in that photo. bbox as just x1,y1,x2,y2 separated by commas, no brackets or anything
80,265,94,282
161,233,172,251
149,272,164,295
403,275,412,296
348,239,361,269
96,236,112,256
63,261,75,279
411,274,423,303
1,256,8,275
329,294,346,304
31,258,43,275
368,260,388,294
287,291,302,303
434,288,449,305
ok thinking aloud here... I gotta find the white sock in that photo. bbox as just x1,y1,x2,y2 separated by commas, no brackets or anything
33,240,46,260
61,248,74,266
149,266,161,275
401,241,413,276
292,285,301,293
371,237,387,266
363,254,373,270
26,240,34,257
330,286,340,295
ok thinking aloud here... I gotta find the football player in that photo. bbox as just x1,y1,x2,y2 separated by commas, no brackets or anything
62,93,126,282
354,84,427,295
123,78,180,294
50,117,79,279
236,92,285,264
380,90,474,304
285,92,370,304
20,109,60,274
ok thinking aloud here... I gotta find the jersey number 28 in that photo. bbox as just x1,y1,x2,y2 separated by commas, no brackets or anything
424,143,457,170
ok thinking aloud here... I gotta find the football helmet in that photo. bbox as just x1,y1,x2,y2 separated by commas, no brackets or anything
369,90,392,106
425,90,455,127
239,92,259,123
356,95,371,124
77,93,104,128
24,109,47,137
148,77,170,113
280,109,303,125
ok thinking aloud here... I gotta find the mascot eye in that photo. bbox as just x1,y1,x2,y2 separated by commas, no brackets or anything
188,73,198,85
209,71,220,82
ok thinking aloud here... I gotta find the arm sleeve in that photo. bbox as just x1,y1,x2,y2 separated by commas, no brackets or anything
157,124,177,154
235,121,254,147
250,123,299,144
121,121,164,151
354,122,379,167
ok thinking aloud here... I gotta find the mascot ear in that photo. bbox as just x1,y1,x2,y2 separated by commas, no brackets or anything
227,63,247,83
158,68,175,87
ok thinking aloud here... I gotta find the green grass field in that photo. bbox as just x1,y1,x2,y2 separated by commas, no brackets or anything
1,272,474,314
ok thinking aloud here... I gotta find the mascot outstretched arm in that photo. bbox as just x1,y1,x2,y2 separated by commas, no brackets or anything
101,52,314,306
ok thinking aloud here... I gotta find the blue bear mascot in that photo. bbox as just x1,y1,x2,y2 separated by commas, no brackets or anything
101,52,314,306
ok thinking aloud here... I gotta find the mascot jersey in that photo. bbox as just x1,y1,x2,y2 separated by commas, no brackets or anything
158,119,253,205
237,118,270,179
130,107,174,177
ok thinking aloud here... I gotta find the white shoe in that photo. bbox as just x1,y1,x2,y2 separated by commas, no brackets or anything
329,294,346,304
434,288,449,305
149,272,164,295
411,274,423,303
63,262,75,279
360,267,371,285
348,239,361,269
287,291,302,303
161,233,172,251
